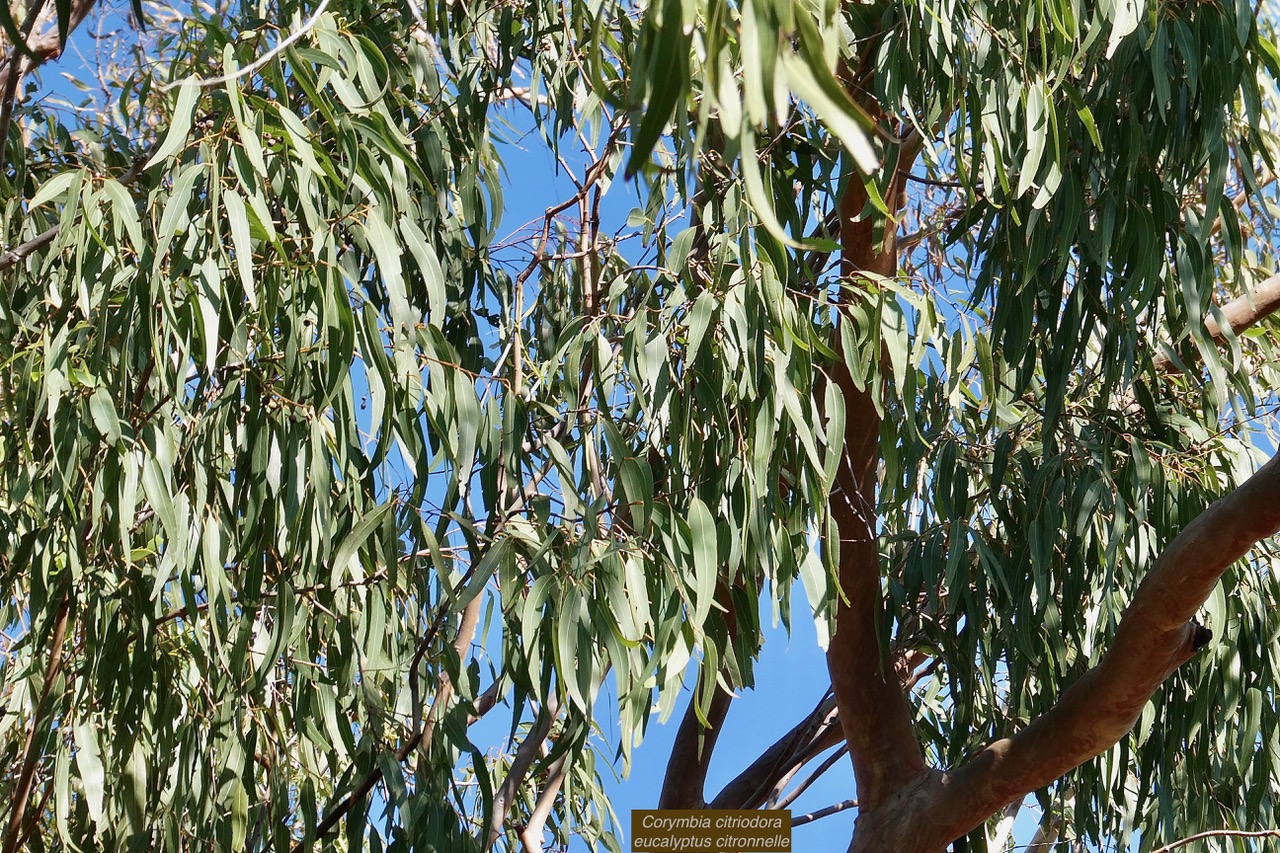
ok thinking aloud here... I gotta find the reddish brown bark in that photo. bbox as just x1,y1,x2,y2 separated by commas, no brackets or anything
825,146,928,817
2,595,70,853
825,61,1280,853
843,451,1280,851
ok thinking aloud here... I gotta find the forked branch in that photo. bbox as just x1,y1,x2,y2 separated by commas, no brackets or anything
926,451,1280,845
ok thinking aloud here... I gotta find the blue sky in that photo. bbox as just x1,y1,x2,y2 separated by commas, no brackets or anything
484,105,860,851
25,9,1206,851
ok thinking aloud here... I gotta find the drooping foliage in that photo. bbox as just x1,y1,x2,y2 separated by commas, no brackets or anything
2,0,1280,850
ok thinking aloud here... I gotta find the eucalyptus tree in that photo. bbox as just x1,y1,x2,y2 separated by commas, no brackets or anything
4,0,1280,851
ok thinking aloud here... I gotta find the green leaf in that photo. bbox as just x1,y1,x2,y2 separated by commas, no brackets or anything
399,216,446,328
223,189,258,308
687,497,717,625
625,0,690,178
55,0,70,48
28,169,83,210
330,503,393,586
73,720,105,827
146,82,201,168
619,457,653,531
780,18,878,173
1017,82,1048,197
88,387,121,444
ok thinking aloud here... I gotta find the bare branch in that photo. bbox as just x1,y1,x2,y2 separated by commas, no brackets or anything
773,745,848,810
518,752,568,852
417,597,482,759
156,0,331,91
0,0,50,173
710,691,843,809
791,799,858,827
658,678,733,809
0,0,99,170
488,695,560,849
468,680,501,724
1023,794,1067,852
0,224,58,272
661,582,745,809
986,799,1021,852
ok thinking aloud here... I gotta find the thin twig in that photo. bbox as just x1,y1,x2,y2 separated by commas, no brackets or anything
1,153,149,272
1152,828,1280,853
2,594,70,853
791,799,858,827
301,594,481,850
773,745,849,810
158,0,331,91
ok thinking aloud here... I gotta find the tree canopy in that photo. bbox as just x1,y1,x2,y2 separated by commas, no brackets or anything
4,0,1280,850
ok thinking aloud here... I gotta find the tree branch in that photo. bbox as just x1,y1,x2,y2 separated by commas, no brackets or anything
1155,273,1280,371
301,595,482,850
773,745,848,810
710,691,843,809
1,153,148,273
660,671,732,804
0,0,98,167
518,751,568,852
2,594,69,853
0,0,45,170
825,130,926,812
985,799,1021,852
487,695,560,849
930,450,1280,845
658,676,733,808
416,597,482,759
660,582,744,809
1152,828,1280,853
792,799,858,827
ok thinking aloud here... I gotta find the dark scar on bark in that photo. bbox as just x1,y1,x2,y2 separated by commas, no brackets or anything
1189,619,1213,652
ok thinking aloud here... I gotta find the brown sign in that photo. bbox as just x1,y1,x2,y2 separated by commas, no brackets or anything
630,809,792,852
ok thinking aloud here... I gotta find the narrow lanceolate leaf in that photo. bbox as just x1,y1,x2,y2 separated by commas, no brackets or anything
625,0,690,178
5,1,1280,851
223,189,258,308
687,497,717,625
73,721,105,826
147,82,201,167
88,388,121,444
365,209,411,330
330,503,393,586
